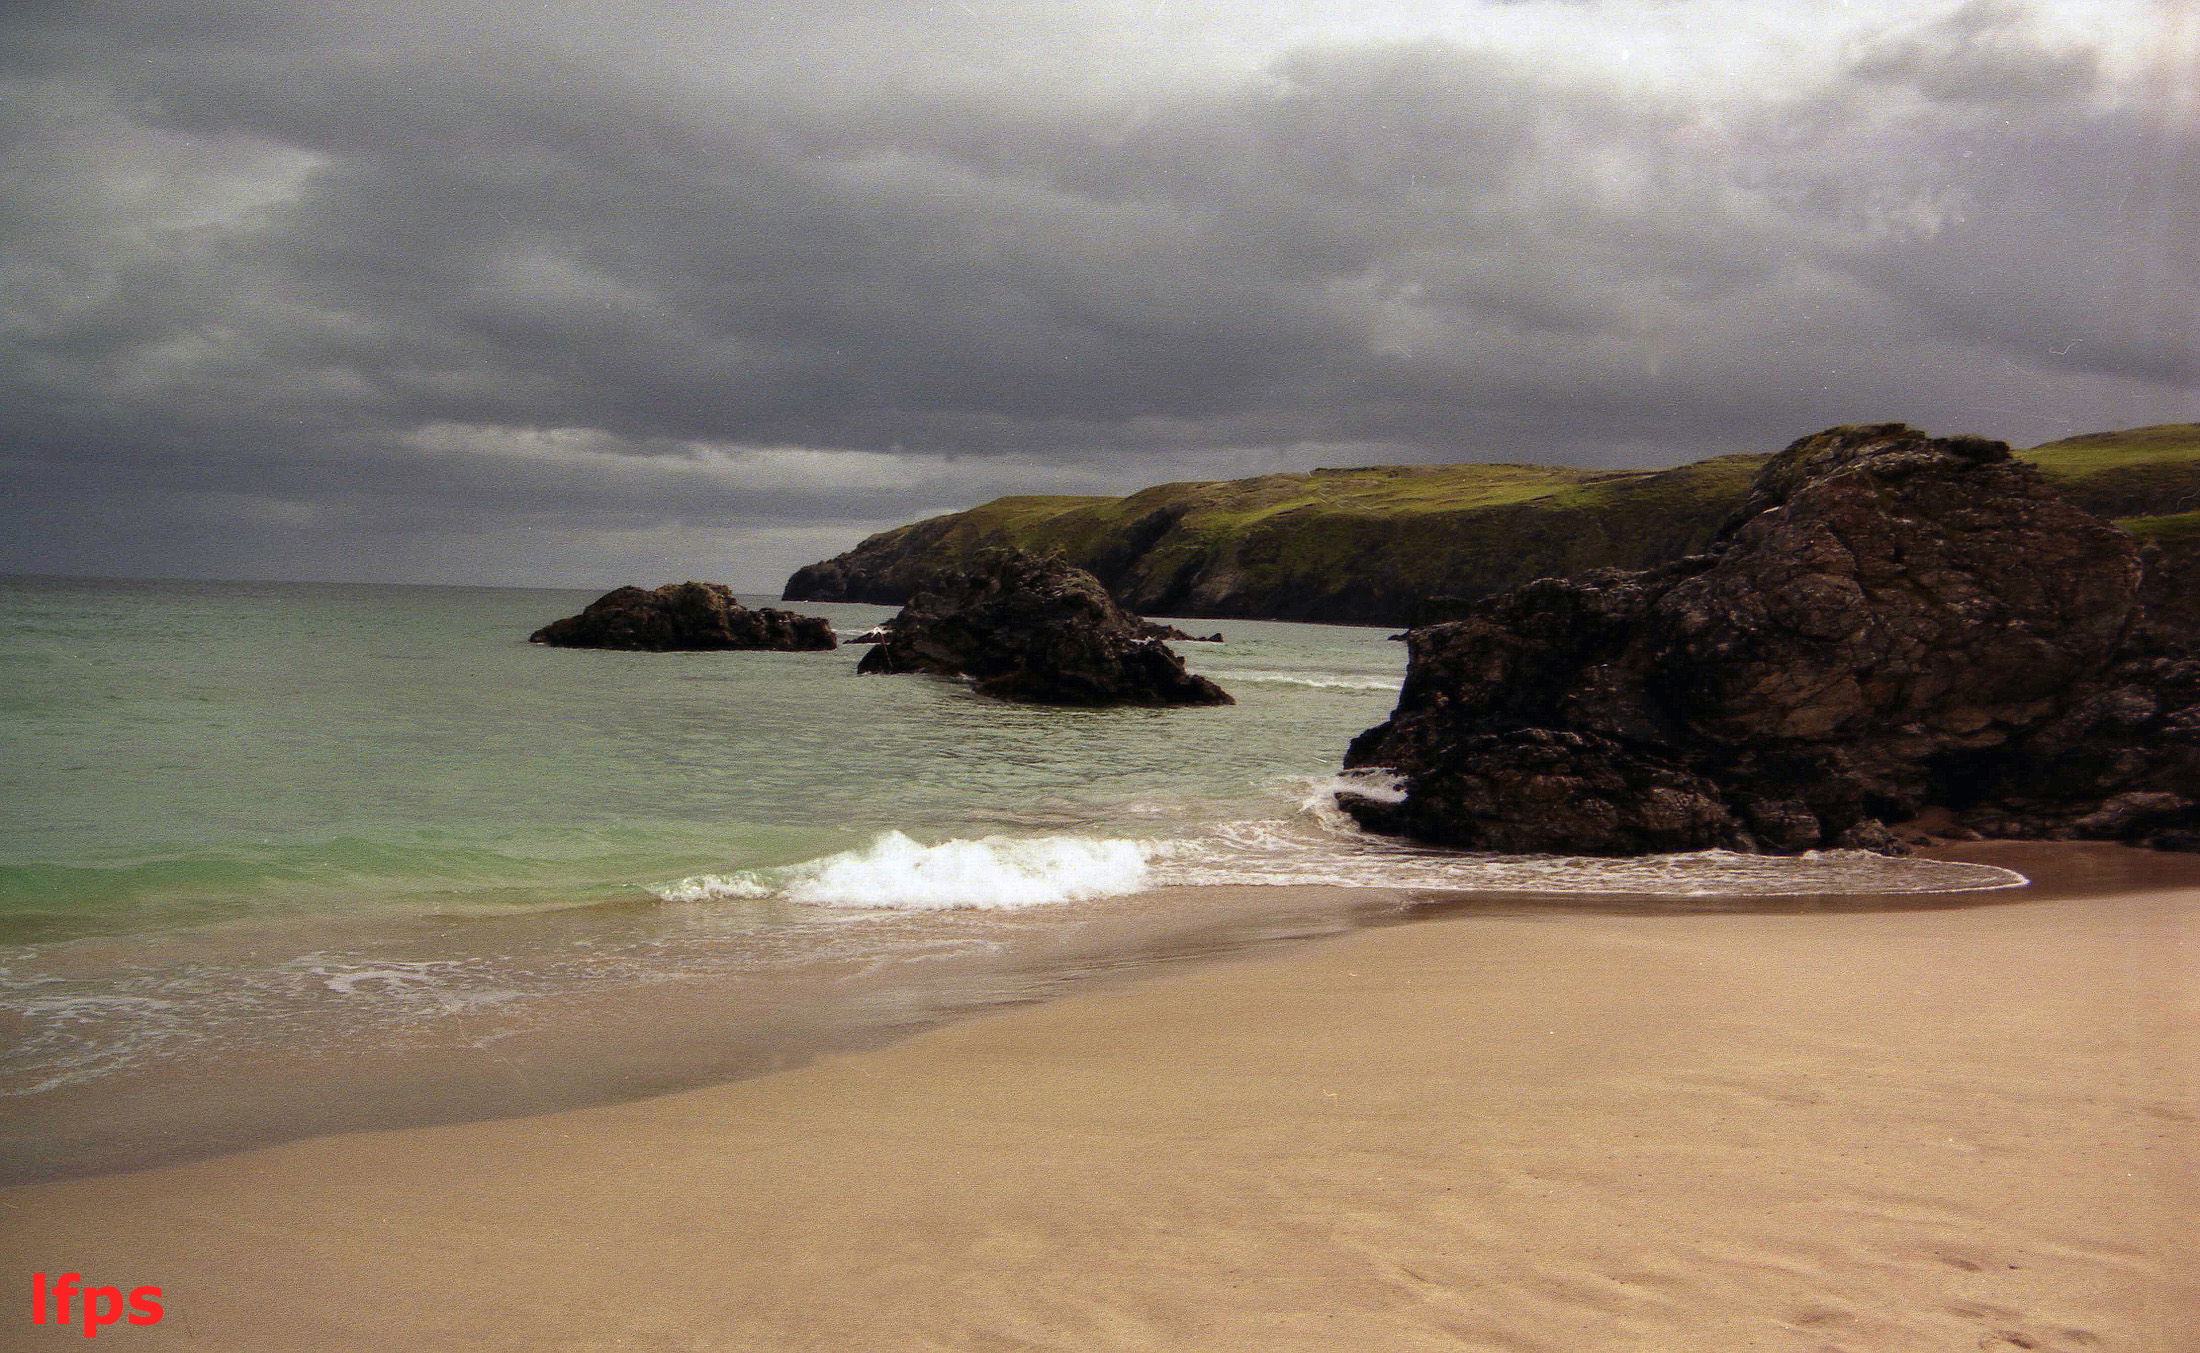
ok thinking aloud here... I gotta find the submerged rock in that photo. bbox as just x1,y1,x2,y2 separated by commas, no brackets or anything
531,583,837,652
858,549,1233,706
1344,424,2200,854
1136,621,1224,643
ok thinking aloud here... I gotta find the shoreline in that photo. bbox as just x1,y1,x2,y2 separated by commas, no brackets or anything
0,841,2045,1188
4,841,2195,1349
0,881,1416,1186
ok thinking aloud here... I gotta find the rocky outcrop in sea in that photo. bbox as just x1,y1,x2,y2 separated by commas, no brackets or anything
531,583,838,652
1136,621,1224,643
1342,424,2200,854
858,549,1233,707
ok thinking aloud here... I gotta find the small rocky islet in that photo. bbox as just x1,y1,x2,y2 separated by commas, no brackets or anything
529,581,837,652
1135,621,1225,643
857,548,1233,707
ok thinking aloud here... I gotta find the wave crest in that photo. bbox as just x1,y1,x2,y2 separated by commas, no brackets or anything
1225,670,1403,692
653,830,1154,911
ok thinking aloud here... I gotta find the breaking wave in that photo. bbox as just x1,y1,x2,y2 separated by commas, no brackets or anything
1223,670,1403,693
653,830,1154,910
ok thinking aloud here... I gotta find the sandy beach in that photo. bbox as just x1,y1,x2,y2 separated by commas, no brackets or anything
3,843,2195,1352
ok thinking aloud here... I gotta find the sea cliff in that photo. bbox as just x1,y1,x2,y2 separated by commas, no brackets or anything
783,424,2200,627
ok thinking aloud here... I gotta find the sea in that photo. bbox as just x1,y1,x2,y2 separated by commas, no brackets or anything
0,574,2025,1182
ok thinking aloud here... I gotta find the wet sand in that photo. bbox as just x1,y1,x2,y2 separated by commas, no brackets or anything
0,885,1413,1185
2,843,2195,1351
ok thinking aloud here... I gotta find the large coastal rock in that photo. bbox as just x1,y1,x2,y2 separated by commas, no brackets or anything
1343,424,2200,854
531,583,837,652
858,549,1232,706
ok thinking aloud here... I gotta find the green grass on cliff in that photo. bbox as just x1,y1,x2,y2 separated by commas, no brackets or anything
2119,509,2200,547
2025,423,2200,472
2025,423,2200,519
1162,463,1617,525
1004,463,1612,542
855,422,2200,567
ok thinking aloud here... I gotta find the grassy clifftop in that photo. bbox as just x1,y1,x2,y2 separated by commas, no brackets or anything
2027,424,2200,519
784,424,2200,627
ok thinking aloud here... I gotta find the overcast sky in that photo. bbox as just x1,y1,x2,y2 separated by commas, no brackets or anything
3,0,2195,589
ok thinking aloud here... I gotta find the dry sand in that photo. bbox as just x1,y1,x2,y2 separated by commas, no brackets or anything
3,844,2195,1352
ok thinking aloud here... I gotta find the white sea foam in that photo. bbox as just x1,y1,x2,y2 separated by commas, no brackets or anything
651,874,773,903
1224,670,1404,692
653,830,1155,910
311,959,469,996
0,992,191,1096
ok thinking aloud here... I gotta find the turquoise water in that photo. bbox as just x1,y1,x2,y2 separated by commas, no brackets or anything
0,575,1409,942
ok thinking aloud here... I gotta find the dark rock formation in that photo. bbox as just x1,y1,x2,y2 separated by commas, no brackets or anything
531,583,837,652
2136,526,2200,646
1343,424,2200,854
857,549,1233,707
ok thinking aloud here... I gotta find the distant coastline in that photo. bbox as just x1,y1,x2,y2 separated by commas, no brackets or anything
784,423,2200,627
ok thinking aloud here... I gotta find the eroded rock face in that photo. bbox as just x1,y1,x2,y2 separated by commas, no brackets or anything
531,583,837,652
858,549,1232,706
1344,424,2198,854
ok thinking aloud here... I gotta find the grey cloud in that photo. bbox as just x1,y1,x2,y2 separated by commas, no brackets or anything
1848,0,2101,105
1,0,2194,587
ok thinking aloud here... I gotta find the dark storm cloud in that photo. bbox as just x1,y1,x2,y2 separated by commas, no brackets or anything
0,0,2192,586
